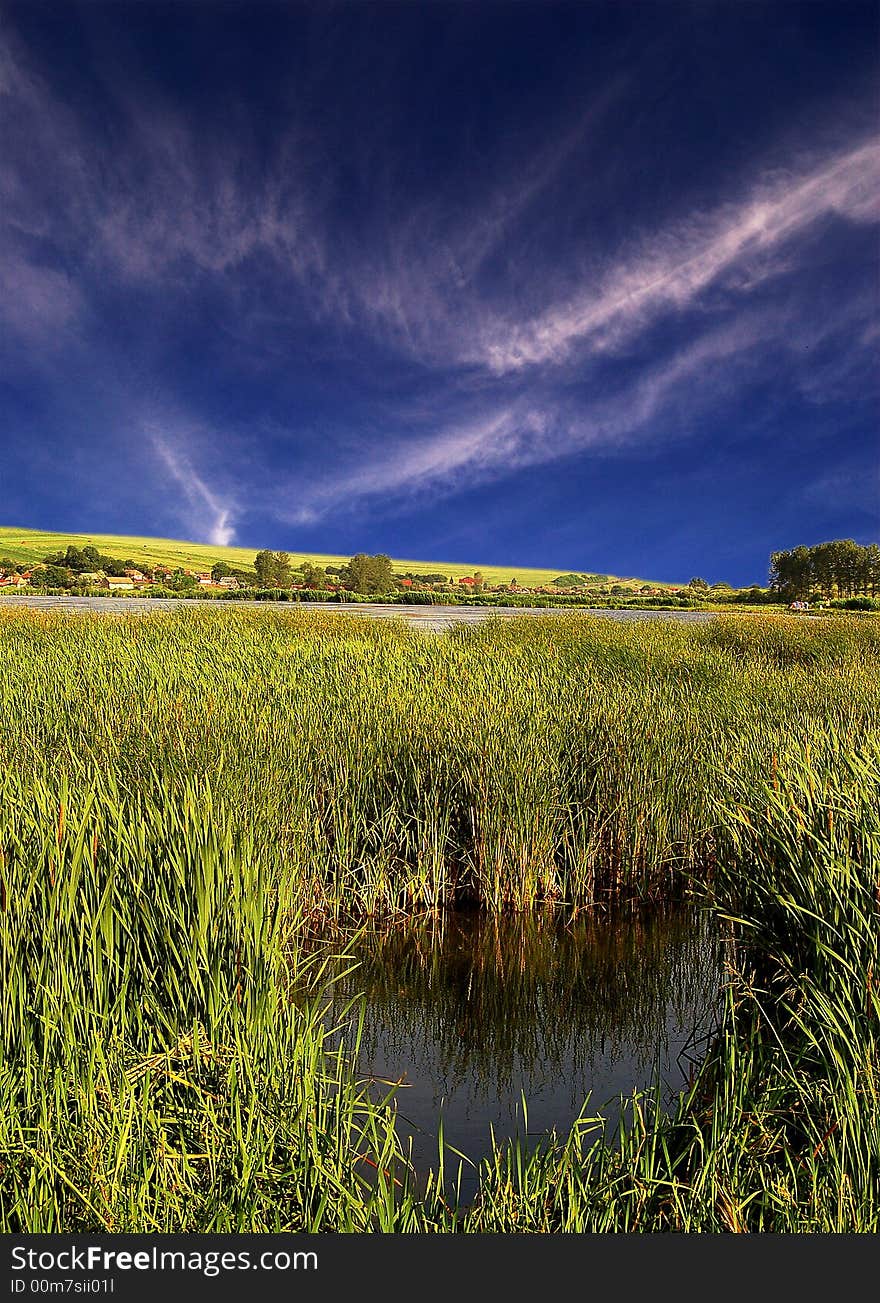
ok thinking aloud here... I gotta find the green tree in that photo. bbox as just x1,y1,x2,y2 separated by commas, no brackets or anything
40,565,72,589
274,552,293,587
770,546,811,599
63,546,88,572
811,541,841,597
866,543,880,597
297,561,327,588
342,553,395,594
169,570,198,592
254,550,276,586
836,539,866,597
253,550,294,587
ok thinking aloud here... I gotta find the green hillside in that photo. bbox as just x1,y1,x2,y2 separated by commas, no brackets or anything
0,525,670,589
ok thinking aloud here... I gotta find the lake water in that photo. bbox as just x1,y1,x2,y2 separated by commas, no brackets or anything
320,906,725,1199
1,594,715,632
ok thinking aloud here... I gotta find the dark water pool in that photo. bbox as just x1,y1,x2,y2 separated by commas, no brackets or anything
321,906,726,1198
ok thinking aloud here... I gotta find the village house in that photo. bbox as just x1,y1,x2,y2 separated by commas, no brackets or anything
103,576,135,591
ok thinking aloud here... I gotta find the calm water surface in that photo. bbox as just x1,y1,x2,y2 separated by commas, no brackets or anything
321,907,725,1197
1,594,715,632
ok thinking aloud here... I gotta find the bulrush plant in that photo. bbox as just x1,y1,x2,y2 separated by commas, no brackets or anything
0,767,432,1229
0,607,877,1229
464,730,879,1230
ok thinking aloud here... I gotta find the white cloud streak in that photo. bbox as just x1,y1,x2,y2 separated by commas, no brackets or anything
276,298,871,525
3,20,876,378
148,427,237,546
465,139,880,373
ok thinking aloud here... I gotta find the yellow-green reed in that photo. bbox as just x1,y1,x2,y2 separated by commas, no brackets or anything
0,607,877,1229
1,607,877,916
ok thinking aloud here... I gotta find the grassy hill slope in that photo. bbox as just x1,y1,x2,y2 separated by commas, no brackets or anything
0,525,672,589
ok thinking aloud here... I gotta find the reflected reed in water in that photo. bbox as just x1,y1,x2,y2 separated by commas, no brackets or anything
320,906,726,1187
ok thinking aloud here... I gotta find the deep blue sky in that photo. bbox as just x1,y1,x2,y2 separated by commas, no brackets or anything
1,1,877,583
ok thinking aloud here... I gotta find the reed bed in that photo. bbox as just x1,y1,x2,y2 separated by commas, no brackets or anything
0,607,877,1229
1,607,876,915
466,736,880,1230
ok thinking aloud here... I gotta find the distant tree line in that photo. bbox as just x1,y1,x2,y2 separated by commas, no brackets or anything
398,570,451,584
27,545,150,590
13,546,258,592
769,540,880,600
8,539,878,607
551,573,609,587
253,550,397,593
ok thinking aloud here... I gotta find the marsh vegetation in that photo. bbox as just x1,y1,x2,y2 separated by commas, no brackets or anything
0,608,877,1229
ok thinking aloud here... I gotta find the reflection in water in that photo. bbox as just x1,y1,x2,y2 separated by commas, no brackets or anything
320,906,725,1194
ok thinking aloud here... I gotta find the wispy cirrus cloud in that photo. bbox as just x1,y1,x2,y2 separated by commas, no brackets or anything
0,22,326,329
463,138,880,374
277,406,536,525
4,14,875,378
803,460,880,516
274,289,874,526
0,247,83,343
